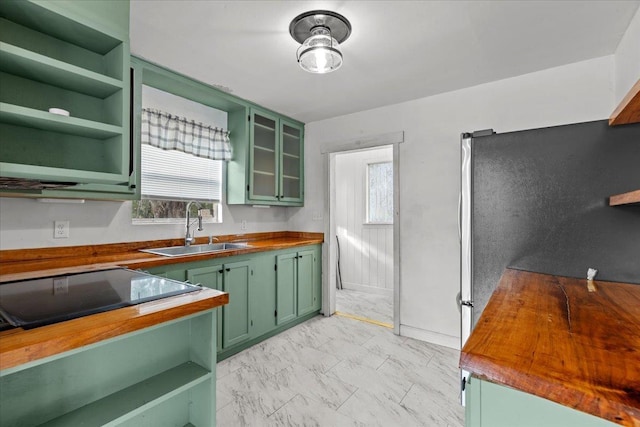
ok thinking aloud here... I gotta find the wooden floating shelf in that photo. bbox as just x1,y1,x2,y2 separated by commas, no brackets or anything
0,43,123,98
0,103,122,139
610,78,640,126
609,189,640,206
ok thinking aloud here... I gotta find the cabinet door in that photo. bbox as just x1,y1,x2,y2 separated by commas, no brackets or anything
469,378,618,427
222,260,252,349
187,265,223,352
249,109,279,202
279,119,304,203
312,246,322,311
276,253,297,325
296,250,316,317
250,253,277,337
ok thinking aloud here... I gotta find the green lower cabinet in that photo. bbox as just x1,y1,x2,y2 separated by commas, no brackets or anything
221,260,252,349
187,265,223,352
296,249,318,317
276,252,298,325
146,244,322,361
466,377,618,427
187,260,253,351
249,253,277,337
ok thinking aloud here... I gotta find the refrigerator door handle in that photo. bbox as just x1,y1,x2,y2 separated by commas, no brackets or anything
457,192,462,242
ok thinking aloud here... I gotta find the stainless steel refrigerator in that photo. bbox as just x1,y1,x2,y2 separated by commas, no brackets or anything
458,119,640,401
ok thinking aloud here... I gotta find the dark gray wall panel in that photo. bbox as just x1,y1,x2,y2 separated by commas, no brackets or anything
472,120,640,323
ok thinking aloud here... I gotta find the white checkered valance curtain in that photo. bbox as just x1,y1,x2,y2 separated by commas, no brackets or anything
141,108,232,161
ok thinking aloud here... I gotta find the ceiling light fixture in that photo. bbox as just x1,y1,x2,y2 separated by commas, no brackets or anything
289,10,352,74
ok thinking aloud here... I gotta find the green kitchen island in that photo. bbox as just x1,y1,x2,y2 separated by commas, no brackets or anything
0,285,228,426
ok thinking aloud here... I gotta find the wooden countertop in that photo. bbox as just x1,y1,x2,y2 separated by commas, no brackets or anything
0,231,324,282
460,269,640,426
0,231,322,370
0,286,228,371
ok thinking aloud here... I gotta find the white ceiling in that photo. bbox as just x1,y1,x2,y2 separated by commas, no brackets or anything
130,1,639,123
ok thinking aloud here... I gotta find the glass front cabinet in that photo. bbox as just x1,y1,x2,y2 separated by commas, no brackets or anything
228,107,304,206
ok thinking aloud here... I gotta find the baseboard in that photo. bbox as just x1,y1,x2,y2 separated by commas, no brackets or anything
400,324,460,350
341,282,393,296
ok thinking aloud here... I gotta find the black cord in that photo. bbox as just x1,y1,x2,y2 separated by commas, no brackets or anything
336,235,343,290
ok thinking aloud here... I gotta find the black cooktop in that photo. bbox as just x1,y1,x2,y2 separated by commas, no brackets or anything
0,268,200,329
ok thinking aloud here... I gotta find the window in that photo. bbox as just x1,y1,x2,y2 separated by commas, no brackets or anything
132,86,228,224
132,146,222,223
366,161,393,224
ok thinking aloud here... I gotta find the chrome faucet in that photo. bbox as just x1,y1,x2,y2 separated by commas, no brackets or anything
185,201,203,246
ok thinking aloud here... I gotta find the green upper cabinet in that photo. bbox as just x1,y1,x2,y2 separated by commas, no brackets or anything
279,119,304,203
0,0,135,200
228,107,304,206
249,109,279,202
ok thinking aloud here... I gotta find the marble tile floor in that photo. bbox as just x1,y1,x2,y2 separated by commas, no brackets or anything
335,288,393,325
216,314,464,426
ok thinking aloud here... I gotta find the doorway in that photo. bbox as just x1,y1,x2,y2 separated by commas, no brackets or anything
334,146,393,327
321,132,404,334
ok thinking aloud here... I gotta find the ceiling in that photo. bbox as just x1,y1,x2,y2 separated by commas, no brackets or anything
130,1,639,123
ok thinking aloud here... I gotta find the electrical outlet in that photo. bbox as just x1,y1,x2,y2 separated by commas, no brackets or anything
53,277,69,295
241,220,247,230
54,220,69,239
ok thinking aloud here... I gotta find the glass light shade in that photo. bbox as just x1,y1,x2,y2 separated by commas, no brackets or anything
297,30,343,74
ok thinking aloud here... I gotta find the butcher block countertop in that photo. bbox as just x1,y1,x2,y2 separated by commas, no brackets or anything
0,287,228,371
460,269,640,426
0,231,324,282
0,231,322,370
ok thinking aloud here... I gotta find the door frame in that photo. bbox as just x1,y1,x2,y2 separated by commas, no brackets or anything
321,131,404,334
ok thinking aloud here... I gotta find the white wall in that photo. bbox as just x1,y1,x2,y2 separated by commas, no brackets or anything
0,197,290,250
614,6,640,105
335,146,393,294
292,56,615,348
0,86,291,250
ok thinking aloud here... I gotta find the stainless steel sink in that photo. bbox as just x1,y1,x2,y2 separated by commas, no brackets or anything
140,242,250,257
